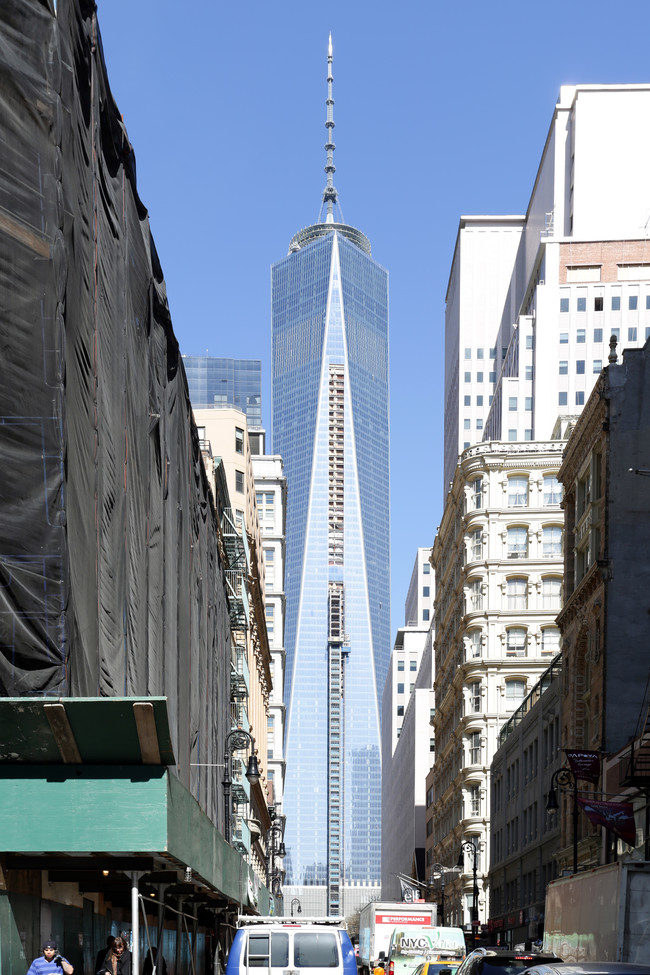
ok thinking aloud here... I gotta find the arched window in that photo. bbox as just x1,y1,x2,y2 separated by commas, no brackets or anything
468,629,482,659
542,577,562,609
506,678,527,706
469,680,482,712
508,476,528,507
543,475,563,505
507,577,528,609
506,627,527,657
543,525,563,557
468,578,483,612
541,627,561,655
507,526,528,558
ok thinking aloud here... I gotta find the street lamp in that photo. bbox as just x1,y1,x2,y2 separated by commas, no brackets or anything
546,765,579,874
291,897,302,917
266,819,286,889
429,863,447,925
456,840,479,928
222,728,260,845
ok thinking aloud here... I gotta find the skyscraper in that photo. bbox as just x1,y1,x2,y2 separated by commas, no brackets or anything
271,37,390,915
183,356,262,429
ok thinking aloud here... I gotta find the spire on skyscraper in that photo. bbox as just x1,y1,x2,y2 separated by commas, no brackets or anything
321,33,339,224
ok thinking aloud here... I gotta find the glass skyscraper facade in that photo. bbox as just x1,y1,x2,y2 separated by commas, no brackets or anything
182,356,262,428
271,99,390,908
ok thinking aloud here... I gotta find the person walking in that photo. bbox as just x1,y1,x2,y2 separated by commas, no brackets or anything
26,940,74,975
98,937,131,975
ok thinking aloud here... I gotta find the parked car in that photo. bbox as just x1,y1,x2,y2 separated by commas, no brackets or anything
522,964,650,975
454,948,562,975
412,959,464,975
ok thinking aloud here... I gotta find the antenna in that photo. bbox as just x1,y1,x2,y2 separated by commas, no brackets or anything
320,33,339,223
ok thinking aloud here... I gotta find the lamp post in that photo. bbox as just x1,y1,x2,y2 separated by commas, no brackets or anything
457,840,479,928
429,863,447,925
291,897,302,917
222,728,260,845
545,765,579,874
266,819,286,890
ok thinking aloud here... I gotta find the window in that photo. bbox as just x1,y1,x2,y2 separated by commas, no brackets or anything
397,683,404,694
593,359,603,373
468,579,483,612
464,371,471,382
464,418,471,429
611,326,620,340
508,429,517,442
397,659,404,671
257,491,275,531
560,297,569,312
594,328,603,342
577,329,586,343
397,705,404,716
469,681,481,713
465,348,472,359
525,429,533,441
507,526,528,558
235,427,244,454
559,361,568,375
628,327,638,341
541,627,561,656
476,395,483,406
543,475,563,505
477,348,484,359
576,360,585,374
577,297,586,312
542,577,562,608
489,371,497,383
422,586,430,597
525,397,533,411
507,577,528,609
464,395,471,406
576,391,585,405
629,295,638,311
410,659,417,671
508,476,528,507
470,528,483,561
594,296,603,311
507,627,527,657
490,347,497,359
476,418,483,430
560,332,569,344
470,785,481,816
423,562,430,574
266,604,275,641
471,477,483,510
264,548,275,591
468,630,482,659
235,470,244,493
476,372,484,383
509,397,517,411
430,738,435,753
612,296,621,311
525,365,533,380
468,731,482,765
543,526,563,557
526,335,534,349
506,679,527,705
423,609,430,622
558,392,568,406
647,295,650,310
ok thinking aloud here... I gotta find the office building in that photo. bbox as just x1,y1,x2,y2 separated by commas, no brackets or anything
444,85,650,493
271,38,390,915
183,356,263,437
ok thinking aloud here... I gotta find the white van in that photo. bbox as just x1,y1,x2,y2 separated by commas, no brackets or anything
226,917,357,975
387,926,466,975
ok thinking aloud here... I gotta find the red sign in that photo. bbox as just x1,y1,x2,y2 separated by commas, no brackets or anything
577,797,636,845
376,915,431,925
566,750,600,784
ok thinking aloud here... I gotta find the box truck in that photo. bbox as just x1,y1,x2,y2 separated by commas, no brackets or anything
543,861,650,963
358,902,436,975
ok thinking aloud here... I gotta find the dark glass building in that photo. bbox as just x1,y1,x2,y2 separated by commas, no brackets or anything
182,356,262,428
271,37,390,914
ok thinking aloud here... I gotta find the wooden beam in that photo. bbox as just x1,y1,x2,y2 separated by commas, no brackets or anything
44,704,82,763
133,702,161,764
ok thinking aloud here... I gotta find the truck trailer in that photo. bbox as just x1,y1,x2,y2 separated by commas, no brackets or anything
358,902,437,975
543,861,650,963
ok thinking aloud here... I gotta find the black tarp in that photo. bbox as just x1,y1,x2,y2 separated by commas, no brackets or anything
0,0,229,818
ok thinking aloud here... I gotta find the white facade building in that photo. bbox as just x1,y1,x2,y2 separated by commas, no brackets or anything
381,550,436,898
431,441,564,929
444,84,650,492
252,454,287,817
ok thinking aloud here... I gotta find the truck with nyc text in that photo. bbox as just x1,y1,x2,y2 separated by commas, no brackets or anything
543,861,650,963
357,902,437,975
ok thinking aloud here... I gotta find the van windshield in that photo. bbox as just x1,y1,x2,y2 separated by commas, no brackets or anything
294,933,339,967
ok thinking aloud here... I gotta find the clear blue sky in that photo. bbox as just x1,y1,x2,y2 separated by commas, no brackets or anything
97,0,649,630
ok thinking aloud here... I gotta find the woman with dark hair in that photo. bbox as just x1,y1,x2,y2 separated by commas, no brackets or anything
98,937,131,975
